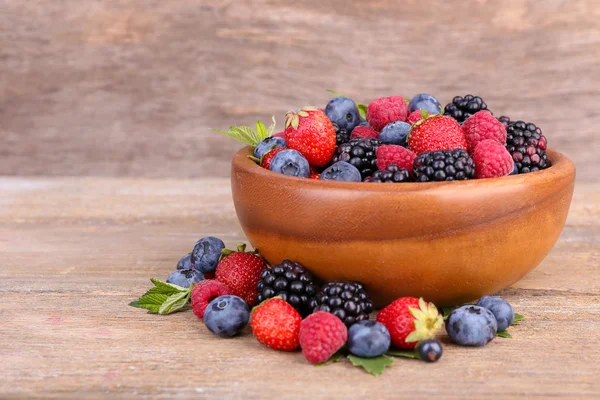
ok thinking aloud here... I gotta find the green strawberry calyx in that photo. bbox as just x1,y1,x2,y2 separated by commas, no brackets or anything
212,116,276,146
285,106,318,130
405,298,444,343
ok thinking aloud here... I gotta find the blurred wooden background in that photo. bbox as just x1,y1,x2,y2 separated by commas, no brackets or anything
1,0,598,180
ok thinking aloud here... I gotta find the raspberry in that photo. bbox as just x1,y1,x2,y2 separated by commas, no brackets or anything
366,96,409,131
462,110,507,154
473,139,514,179
376,145,416,172
191,280,233,319
299,311,348,364
351,125,379,140
407,110,425,125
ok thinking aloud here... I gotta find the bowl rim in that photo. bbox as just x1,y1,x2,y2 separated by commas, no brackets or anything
232,147,575,191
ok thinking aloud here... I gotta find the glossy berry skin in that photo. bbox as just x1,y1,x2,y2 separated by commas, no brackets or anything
376,144,416,172
191,237,225,273
408,93,442,115
319,161,361,182
444,94,490,124
251,298,302,351
215,250,266,306
203,295,250,337
408,115,467,155
379,121,411,146
473,139,514,179
418,339,443,362
477,296,514,332
269,149,310,178
413,149,475,182
325,97,361,133
347,320,391,358
313,281,373,327
176,253,193,270
367,96,409,131
254,137,286,160
166,269,204,288
462,110,507,154
331,137,381,180
285,109,336,167
332,122,351,146
260,147,286,170
191,279,233,319
505,120,550,174
446,305,498,346
299,311,348,364
364,164,411,183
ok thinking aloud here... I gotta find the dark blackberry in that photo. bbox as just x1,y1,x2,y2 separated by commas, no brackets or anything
497,116,511,127
505,120,550,174
364,164,412,183
313,281,373,327
332,122,351,145
331,137,381,179
443,94,490,123
256,260,319,316
413,149,475,182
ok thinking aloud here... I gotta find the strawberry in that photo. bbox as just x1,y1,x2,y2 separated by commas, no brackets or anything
260,147,286,170
215,243,266,307
251,298,301,351
308,166,321,180
408,115,467,155
284,107,336,167
376,297,443,349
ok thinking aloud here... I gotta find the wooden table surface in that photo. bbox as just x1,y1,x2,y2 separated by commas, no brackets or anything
1,177,599,399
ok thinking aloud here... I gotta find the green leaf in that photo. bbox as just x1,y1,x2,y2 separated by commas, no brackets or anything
150,278,187,295
347,355,394,376
326,89,347,97
357,103,368,120
317,348,346,366
421,109,429,119
496,330,512,338
404,97,411,104
440,306,457,320
130,278,190,314
513,313,525,325
385,349,420,359
158,291,190,315
256,120,267,139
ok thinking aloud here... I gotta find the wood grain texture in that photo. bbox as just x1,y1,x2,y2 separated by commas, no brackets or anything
1,0,599,181
0,177,599,399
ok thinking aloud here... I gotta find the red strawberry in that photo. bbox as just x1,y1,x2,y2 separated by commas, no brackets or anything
191,280,232,319
473,139,514,179
260,147,287,170
285,107,336,167
215,243,266,306
376,145,417,172
367,96,409,131
251,298,301,351
376,297,443,349
351,125,379,139
462,110,507,154
299,311,347,364
408,115,467,155
308,166,321,180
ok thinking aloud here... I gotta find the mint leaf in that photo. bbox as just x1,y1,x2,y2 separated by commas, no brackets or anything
326,89,347,97
159,291,190,315
347,355,394,376
212,117,275,147
130,278,191,314
150,278,187,295
317,348,347,366
129,293,170,314
357,104,368,120
513,313,525,325
385,349,420,359
497,330,512,338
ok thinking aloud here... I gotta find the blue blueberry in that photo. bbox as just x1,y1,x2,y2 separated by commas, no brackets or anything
477,296,514,332
347,320,391,357
417,339,443,362
166,269,204,288
325,97,361,132
446,305,497,346
509,162,518,175
254,137,286,160
270,149,310,178
204,295,250,337
379,121,411,146
319,161,361,182
176,253,193,270
359,120,370,128
408,93,442,115
191,237,225,273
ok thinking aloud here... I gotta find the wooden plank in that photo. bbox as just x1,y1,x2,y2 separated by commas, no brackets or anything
1,0,599,181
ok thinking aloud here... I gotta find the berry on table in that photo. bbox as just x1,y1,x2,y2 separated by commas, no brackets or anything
417,339,443,362
191,237,225,273
367,96,409,131
505,120,550,174
347,320,391,358
325,96,361,133
285,107,336,167
251,298,302,351
176,253,193,271
443,94,490,124
379,121,411,146
270,149,311,178
215,243,266,306
446,305,498,346
477,296,514,332
254,136,286,160
376,144,416,172
319,161,362,182
260,146,287,170
408,115,467,155
413,149,475,182
299,311,348,364
462,110,507,154
332,122,351,146
313,281,374,327
191,279,233,319
351,125,379,140
203,295,250,337
408,93,442,115
473,139,514,179
330,137,381,180
364,164,412,183
166,269,204,288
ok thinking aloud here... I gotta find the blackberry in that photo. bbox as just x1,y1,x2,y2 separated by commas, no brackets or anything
505,120,550,174
413,149,475,182
497,115,511,127
313,281,374,327
364,164,412,183
256,260,319,316
443,94,490,123
331,137,381,179
332,122,351,145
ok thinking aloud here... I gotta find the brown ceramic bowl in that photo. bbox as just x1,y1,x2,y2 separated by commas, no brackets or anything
231,147,575,307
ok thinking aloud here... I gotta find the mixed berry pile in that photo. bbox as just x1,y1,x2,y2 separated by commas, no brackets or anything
131,236,523,375
219,92,550,182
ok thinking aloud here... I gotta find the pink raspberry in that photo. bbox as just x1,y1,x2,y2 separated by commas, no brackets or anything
366,96,409,131
299,311,348,364
191,280,232,319
462,110,507,154
407,110,426,125
473,139,514,179
376,145,417,173
351,125,379,139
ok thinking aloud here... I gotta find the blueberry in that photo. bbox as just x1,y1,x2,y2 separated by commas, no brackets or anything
446,305,497,346
408,93,442,115
270,149,310,178
379,121,411,146
417,339,443,362
348,320,391,357
191,237,225,273
204,295,250,337
319,161,361,182
176,253,193,270
325,97,360,132
166,269,204,288
477,296,515,331
509,162,518,175
254,137,286,160
359,120,370,127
